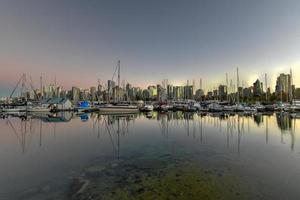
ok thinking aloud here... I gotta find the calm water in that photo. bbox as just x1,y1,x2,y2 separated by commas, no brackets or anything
0,111,300,199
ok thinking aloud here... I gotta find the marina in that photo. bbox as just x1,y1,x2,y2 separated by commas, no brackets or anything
1,1,300,199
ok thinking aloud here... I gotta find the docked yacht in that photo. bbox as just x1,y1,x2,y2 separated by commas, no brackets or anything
208,103,223,112
160,105,169,112
255,104,266,112
1,106,27,113
193,103,201,111
234,104,245,112
244,106,256,112
223,105,235,112
27,104,51,112
142,104,154,112
98,104,139,113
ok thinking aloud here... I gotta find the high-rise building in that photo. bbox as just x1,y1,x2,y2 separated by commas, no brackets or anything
195,89,204,100
253,79,263,97
157,84,167,101
71,87,80,102
243,87,253,98
142,89,150,100
173,86,183,100
295,88,300,100
43,84,56,98
218,85,227,100
275,73,292,101
148,86,157,100
107,80,116,96
167,84,173,100
213,89,218,99
90,86,97,101
183,85,193,99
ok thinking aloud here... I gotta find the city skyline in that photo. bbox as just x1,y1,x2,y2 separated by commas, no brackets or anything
1,0,300,96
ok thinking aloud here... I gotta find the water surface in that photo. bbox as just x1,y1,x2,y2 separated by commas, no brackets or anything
0,112,300,199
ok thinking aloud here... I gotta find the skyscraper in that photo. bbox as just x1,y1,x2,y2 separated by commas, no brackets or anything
275,73,292,101
253,79,263,97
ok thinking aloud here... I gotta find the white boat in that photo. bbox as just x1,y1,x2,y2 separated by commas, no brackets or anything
27,105,51,112
255,105,266,112
223,105,234,112
208,103,223,112
291,105,300,112
99,104,139,113
193,103,201,111
234,104,245,112
160,105,169,112
291,101,300,112
143,104,154,112
244,106,256,112
1,106,27,113
198,107,209,112
186,105,197,112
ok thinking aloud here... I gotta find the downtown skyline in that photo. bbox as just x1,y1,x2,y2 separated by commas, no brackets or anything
1,0,300,96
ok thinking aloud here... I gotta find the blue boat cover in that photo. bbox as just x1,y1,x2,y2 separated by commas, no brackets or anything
79,101,90,108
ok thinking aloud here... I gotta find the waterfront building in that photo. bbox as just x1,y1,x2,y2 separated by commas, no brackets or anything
56,86,62,98
43,97,73,110
218,85,227,101
112,86,124,101
295,88,300,100
157,85,167,101
81,89,90,100
167,84,173,100
275,73,292,101
142,89,150,100
243,87,253,99
148,86,157,100
43,84,55,98
253,79,263,97
173,86,184,100
60,90,67,98
125,83,134,101
71,87,81,102
97,83,103,101
213,89,218,99
207,91,213,99
183,85,193,99
107,80,116,99
195,89,204,100
134,87,143,100
90,87,97,101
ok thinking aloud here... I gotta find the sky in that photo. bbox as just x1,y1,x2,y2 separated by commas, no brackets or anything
0,0,300,97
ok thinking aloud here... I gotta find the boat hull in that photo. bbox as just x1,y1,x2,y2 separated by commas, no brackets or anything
99,107,139,113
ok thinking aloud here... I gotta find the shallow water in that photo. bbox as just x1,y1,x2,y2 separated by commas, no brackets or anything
0,111,300,199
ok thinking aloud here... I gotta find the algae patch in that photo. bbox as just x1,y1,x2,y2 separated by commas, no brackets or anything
69,155,254,200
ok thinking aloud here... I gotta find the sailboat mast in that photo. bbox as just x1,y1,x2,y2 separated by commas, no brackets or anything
281,81,283,103
226,73,229,102
236,67,240,104
290,68,294,104
118,60,120,102
40,74,43,100
265,73,268,102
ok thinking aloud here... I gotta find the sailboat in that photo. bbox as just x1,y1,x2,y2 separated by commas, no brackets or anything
99,104,139,113
98,61,139,113
27,104,51,112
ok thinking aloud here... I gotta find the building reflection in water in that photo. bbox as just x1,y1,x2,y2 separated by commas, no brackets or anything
1,111,299,155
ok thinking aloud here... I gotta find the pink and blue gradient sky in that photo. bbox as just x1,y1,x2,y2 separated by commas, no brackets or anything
0,0,300,96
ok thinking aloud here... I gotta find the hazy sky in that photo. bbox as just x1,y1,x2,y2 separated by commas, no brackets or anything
1,0,300,96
